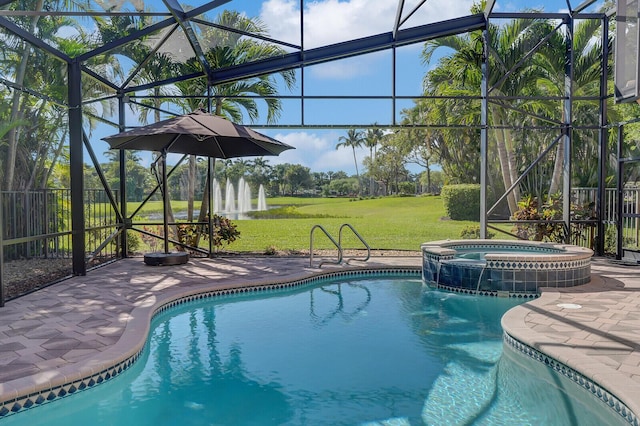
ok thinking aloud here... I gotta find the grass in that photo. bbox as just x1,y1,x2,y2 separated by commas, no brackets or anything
122,195,490,253
221,195,478,252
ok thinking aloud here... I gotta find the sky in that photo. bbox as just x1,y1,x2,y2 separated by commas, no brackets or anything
87,0,601,176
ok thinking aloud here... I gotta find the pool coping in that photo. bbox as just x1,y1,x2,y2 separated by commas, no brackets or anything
0,255,638,423
420,239,594,261
502,266,640,425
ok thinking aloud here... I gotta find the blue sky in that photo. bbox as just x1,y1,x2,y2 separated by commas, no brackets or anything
89,0,602,176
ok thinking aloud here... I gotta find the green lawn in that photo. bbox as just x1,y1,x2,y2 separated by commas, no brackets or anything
124,195,484,253
221,196,478,252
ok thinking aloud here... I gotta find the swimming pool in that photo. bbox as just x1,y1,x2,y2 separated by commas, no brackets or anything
0,275,627,425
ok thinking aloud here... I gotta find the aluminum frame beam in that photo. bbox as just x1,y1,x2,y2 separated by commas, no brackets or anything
69,60,86,276
0,16,71,63
596,16,609,256
206,14,487,87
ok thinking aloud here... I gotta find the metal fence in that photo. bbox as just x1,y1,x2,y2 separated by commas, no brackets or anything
1,188,121,262
573,187,640,254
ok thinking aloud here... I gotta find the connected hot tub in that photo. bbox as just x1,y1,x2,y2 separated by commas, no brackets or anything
421,240,593,297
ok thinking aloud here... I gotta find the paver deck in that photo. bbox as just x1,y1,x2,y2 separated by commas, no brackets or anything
0,255,638,421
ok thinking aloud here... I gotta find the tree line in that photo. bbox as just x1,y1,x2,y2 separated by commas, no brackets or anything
83,149,444,203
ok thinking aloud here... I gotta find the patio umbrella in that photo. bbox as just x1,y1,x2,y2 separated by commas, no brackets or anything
103,110,294,265
103,109,293,158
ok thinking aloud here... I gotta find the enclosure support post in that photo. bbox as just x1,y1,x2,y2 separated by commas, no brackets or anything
69,59,86,276
617,125,624,260
208,158,215,257
596,16,609,256
0,192,4,307
118,94,128,257
207,86,215,257
479,23,489,238
161,149,170,254
562,15,574,244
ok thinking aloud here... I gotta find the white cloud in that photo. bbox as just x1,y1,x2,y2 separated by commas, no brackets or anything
268,130,369,175
260,0,474,79
261,0,475,48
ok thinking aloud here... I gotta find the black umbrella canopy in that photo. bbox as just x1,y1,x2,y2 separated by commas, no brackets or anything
102,110,294,158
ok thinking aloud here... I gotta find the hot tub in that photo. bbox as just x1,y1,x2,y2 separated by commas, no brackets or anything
421,240,593,297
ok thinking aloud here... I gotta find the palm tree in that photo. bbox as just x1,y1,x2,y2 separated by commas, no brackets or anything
3,0,45,191
532,17,613,196
336,129,365,195
423,9,560,215
364,125,384,195
422,4,612,214
1,5,83,191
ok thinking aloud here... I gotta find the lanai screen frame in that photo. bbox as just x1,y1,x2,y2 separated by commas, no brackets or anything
0,0,616,304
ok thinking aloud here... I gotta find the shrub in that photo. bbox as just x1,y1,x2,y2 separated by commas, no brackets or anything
398,182,415,195
512,194,596,245
511,195,560,241
459,225,494,239
176,214,240,249
441,184,480,221
125,230,142,254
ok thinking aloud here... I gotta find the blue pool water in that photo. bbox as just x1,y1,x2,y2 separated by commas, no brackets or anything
453,246,558,261
2,276,626,425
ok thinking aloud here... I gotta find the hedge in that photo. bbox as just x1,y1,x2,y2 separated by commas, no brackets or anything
441,184,480,221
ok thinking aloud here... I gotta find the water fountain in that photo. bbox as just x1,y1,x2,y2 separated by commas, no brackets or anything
257,184,267,211
225,180,236,213
237,177,252,213
206,179,268,217
212,179,223,213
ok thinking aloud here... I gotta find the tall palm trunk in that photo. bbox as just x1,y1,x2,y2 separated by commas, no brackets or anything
41,129,68,188
5,0,43,191
351,147,361,195
548,110,566,196
490,106,520,215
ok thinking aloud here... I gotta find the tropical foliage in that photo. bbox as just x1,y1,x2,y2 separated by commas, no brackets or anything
413,1,616,218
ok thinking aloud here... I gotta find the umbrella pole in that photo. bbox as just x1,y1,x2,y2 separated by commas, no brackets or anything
208,158,215,257
162,149,170,254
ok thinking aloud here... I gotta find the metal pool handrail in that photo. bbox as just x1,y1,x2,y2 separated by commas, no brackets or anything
309,223,371,268
339,223,371,264
310,224,343,268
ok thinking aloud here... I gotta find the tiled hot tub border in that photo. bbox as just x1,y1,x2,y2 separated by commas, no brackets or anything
421,239,593,295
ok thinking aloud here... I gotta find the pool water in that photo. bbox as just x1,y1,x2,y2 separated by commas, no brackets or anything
2,276,626,425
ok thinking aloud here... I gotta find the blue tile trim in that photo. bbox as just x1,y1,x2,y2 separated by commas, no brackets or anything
424,281,539,298
0,267,420,419
503,332,639,426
